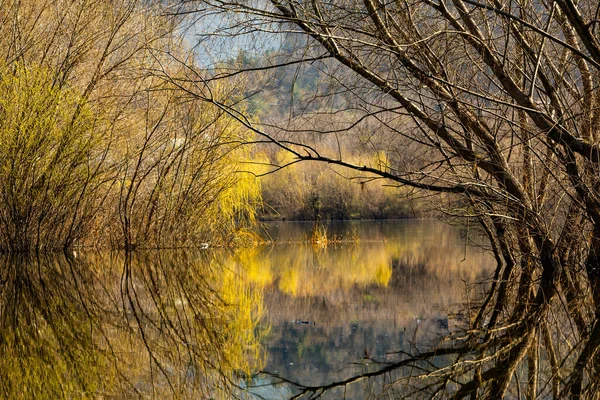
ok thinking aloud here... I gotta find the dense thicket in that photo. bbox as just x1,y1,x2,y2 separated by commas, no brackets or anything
260,149,421,220
0,0,260,252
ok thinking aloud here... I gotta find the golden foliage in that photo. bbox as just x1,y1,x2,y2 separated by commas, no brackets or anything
0,0,262,252
230,221,490,298
260,148,420,220
0,63,105,251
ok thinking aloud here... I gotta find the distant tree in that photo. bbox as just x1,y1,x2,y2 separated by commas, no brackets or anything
176,0,600,397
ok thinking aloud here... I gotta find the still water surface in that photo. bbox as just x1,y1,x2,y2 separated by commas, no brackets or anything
0,220,493,398
245,220,493,398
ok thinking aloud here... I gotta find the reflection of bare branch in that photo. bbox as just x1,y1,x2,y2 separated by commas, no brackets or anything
0,252,264,398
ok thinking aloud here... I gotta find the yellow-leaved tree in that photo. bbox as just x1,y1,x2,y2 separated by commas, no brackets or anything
0,63,107,252
0,0,263,252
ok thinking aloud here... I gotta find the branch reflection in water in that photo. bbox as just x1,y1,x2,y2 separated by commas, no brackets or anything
0,252,264,398
238,220,600,398
234,221,495,398
4,220,598,398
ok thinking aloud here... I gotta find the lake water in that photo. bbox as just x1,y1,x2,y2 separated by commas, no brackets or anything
244,220,494,398
0,220,494,399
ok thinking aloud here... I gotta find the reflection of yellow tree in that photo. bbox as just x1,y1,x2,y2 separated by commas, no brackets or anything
231,244,393,297
231,247,274,288
0,252,264,399
230,222,490,299
0,255,120,398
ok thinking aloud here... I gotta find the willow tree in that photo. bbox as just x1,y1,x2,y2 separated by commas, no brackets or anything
175,0,600,397
0,0,261,251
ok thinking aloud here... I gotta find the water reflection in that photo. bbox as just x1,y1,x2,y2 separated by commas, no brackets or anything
1,220,509,399
234,220,600,399
0,252,263,398
231,220,494,398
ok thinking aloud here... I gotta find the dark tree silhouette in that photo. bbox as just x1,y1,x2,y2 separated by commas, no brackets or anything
170,0,600,397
